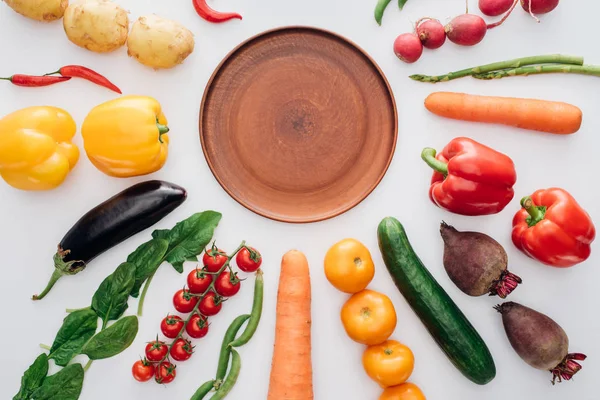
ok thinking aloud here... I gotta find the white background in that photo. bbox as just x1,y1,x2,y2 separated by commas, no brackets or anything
0,0,597,399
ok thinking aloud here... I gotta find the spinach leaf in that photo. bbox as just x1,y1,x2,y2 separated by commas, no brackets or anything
127,239,169,297
13,354,48,400
151,211,222,273
48,309,97,367
82,316,138,360
91,262,135,323
30,363,83,400
398,0,408,9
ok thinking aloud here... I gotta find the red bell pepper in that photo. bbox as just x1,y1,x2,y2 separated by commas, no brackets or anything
512,188,595,267
421,137,517,216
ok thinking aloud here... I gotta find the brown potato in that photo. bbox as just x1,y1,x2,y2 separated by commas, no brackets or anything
4,0,68,22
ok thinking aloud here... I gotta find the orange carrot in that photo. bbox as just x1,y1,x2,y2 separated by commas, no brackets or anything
267,250,313,400
424,92,582,134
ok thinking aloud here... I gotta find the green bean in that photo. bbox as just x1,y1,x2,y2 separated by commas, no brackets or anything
210,350,241,400
190,380,215,400
215,315,249,385
229,270,264,348
374,0,392,26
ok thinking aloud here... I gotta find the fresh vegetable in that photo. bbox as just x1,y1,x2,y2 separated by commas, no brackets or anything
512,188,595,267
3,0,67,21
193,0,242,23
186,314,209,339
495,302,586,383
409,54,584,83
81,95,170,177
127,239,170,298
29,363,84,400
235,247,262,272
33,180,186,301
155,362,176,384
393,33,423,64
161,315,185,339
132,359,155,382
47,309,98,366
13,354,48,400
170,338,194,361
91,262,136,324
173,289,199,313
475,64,600,80
424,92,582,134
215,315,250,384
205,246,228,272
211,349,241,399
146,340,169,362
44,65,121,94
229,269,264,347
445,14,487,46
188,268,214,293
215,271,241,297
479,0,514,16
1,74,71,87
341,289,397,346
416,18,446,49
191,380,215,400
82,315,138,359
421,137,517,216
374,0,392,25
363,340,415,388
268,250,313,400
440,222,521,298
324,238,375,293
379,383,426,400
0,106,79,191
378,217,496,385
63,0,129,53
521,0,559,16
127,14,195,70
199,291,223,316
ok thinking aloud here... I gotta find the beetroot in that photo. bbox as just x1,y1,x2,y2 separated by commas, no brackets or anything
440,222,521,298
479,0,514,16
521,0,559,14
445,14,487,46
495,302,586,384
393,33,423,63
416,18,446,49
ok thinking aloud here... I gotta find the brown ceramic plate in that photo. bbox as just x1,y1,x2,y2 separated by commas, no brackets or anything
200,26,397,223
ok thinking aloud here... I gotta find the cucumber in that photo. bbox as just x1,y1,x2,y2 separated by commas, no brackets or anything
377,217,496,385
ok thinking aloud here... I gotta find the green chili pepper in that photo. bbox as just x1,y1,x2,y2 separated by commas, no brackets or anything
215,315,249,386
229,270,263,348
375,0,392,25
210,350,241,400
190,379,216,400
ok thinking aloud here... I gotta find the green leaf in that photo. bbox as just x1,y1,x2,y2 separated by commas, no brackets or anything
152,211,222,273
82,316,139,360
186,255,199,262
13,354,48,400
30,363,83,400
127,239,169,297
48,309,98,367
92,262,135,323
399,0,408,9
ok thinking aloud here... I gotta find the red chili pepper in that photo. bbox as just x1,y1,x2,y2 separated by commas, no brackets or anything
0,74,71,87
46,65,122,94
421,137,517,216
512,188,595,268
192,0,242,23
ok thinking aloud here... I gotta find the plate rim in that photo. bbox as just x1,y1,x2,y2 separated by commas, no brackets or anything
199,25,398,224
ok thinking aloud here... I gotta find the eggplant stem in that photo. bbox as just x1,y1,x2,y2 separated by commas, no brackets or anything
32,269,63,301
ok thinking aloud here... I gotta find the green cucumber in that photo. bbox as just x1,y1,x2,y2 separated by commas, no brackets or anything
377,217,496,385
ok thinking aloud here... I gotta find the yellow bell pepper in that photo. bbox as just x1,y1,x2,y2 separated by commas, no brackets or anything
81,95,170,177
0,106,79,191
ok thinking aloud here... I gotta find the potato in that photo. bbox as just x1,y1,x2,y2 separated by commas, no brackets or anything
63,0,128,53
127,14,195,69
4,0,68,22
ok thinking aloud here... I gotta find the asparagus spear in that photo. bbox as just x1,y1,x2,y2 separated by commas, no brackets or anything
473,64,600,80
409,54,584,83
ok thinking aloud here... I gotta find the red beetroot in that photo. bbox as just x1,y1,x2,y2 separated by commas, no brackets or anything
479,0,514,16
521,0,559,15
416,18,446,49
445,14,487,46
393,33,423,63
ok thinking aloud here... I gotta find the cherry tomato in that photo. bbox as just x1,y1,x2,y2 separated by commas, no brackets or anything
214,271,241,297
145,340,168,362
187,268,213,294
186,314,209,339
379,383,426,400
203,246,228,273
155,362,176,384
324,238,375,293
363,340,415,388
170,338,194,362
132,359,155,382
236,247,262,272
199,291,222,316
341,289,397,345
173,289,198,313
160,315,184,339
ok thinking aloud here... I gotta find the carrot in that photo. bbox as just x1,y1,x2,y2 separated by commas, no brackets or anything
424,92,582,134
267,250,313,400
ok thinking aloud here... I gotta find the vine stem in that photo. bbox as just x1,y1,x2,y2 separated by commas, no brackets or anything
137,271,156,317
83,359,93,372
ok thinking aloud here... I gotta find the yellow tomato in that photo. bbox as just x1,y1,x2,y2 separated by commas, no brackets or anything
363,340,415,388
324,238,374,293
379,383,426,400
341,289,397,345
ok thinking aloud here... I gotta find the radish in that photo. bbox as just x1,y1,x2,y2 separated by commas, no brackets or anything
393,33,423,63
495,302,586,384
479,0,514,16
416,18,446,49
445,14,487,46
521,0,559,15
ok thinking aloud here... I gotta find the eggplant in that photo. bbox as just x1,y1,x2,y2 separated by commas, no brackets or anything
33,180,187,300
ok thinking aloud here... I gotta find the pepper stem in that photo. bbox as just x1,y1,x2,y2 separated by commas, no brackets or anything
32,269,63,301
43,69,61,76
157,123,169,143
521,196,546,226
421,148,448,175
